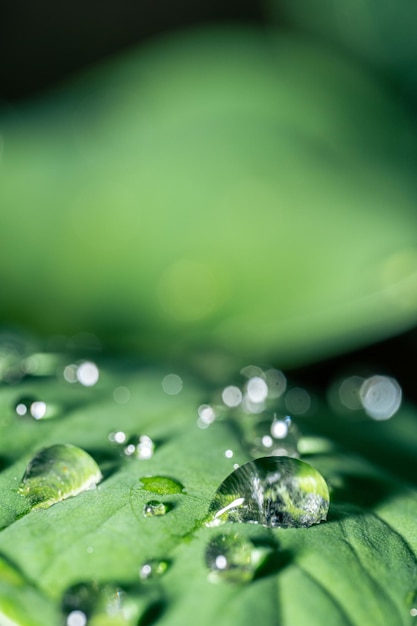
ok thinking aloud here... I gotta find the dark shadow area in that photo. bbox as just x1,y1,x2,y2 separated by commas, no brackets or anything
0,0,265,101
138,598,167,626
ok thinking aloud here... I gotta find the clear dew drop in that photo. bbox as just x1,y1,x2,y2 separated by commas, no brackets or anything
139,559,169,581
123,435,154,460
207,456,329,528
19,444,102,510
143,500,169,517
205,533,265,583
62,582,140,625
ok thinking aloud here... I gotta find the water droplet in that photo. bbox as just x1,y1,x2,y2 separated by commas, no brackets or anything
222,386,242,408
139,559,169,581
162,373,183,395
224,449,234,459
246,377,268,404
143,500,169,517
64,364,78,383
207,457,329,528
62,582,140,625
360,375,402,420
205,533,266,583
76,361,99,387
265,369,287,399
14,396,48,420
139,476,185,495
113,386,131,404
19,444,102,509
197,404,216,429
250,415,300,458
338,376,364,411
124,435,154,460
108,431,127,444
285,387,311,415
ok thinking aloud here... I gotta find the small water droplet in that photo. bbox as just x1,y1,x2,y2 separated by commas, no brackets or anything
143,500,169,517
139,559,169,581
139,476,185,495
14,396,48,420
19,444,102,510
250,415,300,458
62,582,139,625
207,457,329,528
360,375,402,420
113,386,131,404
285,387,311,415
246,377,268,404
265,369,287,399
224,449,234,459
162,373,183,395
124,435,154,460
76,361,99,387
205,533,265,583
222,386,242,408
64,364,78,383
108,431,127,444
197,404,216,429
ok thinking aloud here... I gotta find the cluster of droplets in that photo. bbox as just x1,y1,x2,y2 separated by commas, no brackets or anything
108,432,155,460
328,373,402,420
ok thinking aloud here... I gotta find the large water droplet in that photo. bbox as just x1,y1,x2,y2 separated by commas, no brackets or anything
205,533,266,583
19,444,102,510
139,476,185,495
207,457,329,528
139,559,169,581
143,500,169,517
124,436,155,460
62,582,140,625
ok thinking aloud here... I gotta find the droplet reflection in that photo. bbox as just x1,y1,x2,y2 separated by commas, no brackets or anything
76,361,99,387
360,375,402,420
205,533,264,583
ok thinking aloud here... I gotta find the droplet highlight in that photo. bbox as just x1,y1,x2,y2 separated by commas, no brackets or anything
360,375,402,420
207,457,329,528
15,396,47,420
19,444,102,510
124,435,154,460
139,559,169,581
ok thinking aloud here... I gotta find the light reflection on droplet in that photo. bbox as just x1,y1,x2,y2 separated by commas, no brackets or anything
76,361,99,387
247,377,268,403
30,401,47,420
197,404,216,429
225,449,234,458
67,610,87,626
270,418,289,439
113,386,131,404
338,376,364,410
261,435,273,448
241,394,266,414
162,373,183,395
64,364,78,383
16,402,29,416
139,559,169,581
124,435,154,459
265,369,287,399
411,608,417,617
222,386,242,408
108,431,127,444
360,375,402,420
285,387,311,415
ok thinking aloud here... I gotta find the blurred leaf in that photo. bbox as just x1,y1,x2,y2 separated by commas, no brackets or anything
0,356,416,624
267,0,417,102
1,29,417,366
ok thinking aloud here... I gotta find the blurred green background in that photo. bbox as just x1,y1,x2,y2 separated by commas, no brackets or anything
1,0,417,387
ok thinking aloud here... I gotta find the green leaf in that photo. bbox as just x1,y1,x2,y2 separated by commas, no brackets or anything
0,355,416,625
1,28,417,365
